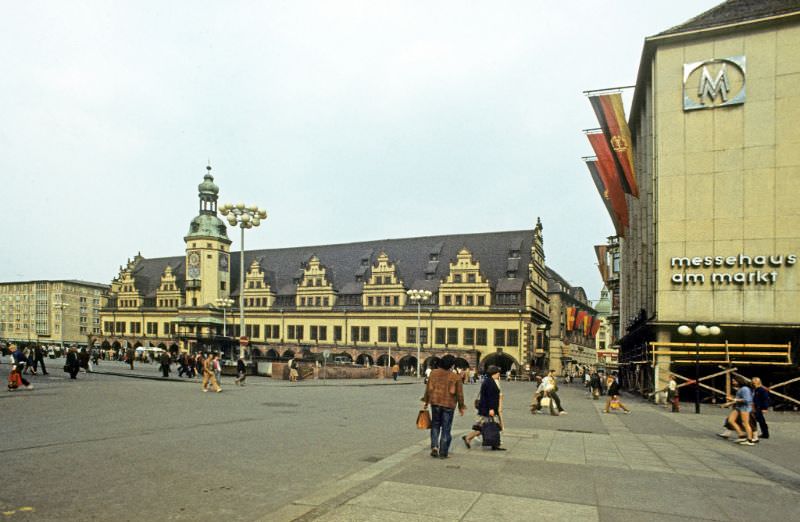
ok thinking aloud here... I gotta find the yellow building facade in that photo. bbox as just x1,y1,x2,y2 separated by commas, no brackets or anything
96,171,553,373
0,280,108,348
619,3,800,395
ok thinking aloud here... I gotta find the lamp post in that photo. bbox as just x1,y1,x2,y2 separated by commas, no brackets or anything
215,297,234,359
406,289,432,378
219,202,267,360
677,324,721,414
53,301,69,355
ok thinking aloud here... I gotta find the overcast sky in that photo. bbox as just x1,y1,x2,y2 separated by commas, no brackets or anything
2,0,719,300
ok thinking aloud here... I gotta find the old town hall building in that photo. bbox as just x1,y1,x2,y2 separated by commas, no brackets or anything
97,171,556,372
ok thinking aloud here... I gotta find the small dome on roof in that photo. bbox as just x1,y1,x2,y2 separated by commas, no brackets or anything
198,172,219,195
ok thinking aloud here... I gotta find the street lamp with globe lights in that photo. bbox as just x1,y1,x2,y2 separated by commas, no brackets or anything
677,323,722,414
406,289,432,378
215,297,234,359
218,202,267,360
53,301,69,355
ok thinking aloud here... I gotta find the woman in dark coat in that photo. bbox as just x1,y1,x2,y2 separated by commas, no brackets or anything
462,365,505,450
66,347,80,379
78,348,90,372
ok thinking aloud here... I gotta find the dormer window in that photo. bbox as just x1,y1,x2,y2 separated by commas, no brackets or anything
454,274,462,283
507,271,517,279
429,253,439,261
467,274,476,283
510,249,520,258
361,258,369,267
355,275,363,283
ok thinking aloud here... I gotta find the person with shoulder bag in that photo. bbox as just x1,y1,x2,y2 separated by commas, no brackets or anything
421,355,465,459
462,365,506,451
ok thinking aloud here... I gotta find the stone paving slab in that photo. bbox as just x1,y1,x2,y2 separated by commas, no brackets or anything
266,384,800,521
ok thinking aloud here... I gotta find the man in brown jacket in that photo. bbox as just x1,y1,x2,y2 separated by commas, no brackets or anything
202,353,222,393
422,355,466,459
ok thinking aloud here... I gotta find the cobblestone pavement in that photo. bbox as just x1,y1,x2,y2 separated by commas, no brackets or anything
2,363,799,521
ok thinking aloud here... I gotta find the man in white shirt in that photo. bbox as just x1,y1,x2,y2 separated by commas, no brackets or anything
543,369,567,415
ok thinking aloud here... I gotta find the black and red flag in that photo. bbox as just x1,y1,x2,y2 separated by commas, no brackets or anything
588,92,639,198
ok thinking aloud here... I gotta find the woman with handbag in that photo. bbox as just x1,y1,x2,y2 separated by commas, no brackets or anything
65,346,80,380
462,365,506,451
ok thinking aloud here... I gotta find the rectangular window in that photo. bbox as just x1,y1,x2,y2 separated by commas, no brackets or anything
310,325,318,340
351,326,360,342
264,325,271,339
300,297,306,306
467,273,476,283
220,281,226,290
378,326,387,342
389,327,397,343
466,295,473,305
444,295,451,305
323,297,329,307
319,326,327,341
407,327,416,344
454,274,462,283
477,296,485,306
464,328,475,345
296,325,304,340
384,296,391,306
360,326,369,342
435,328,446,345
507,329,518,346
420,327,428,345
130,322,141,334
368,296,374,306
455,295,462,305
334,326,342,341
272,325,280,339
288,325,296,339
315,296,321,306
447,328,458,345
393,295,399,306
494,329,506,347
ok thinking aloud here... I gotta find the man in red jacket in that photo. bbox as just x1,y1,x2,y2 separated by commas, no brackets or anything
421,355,465,459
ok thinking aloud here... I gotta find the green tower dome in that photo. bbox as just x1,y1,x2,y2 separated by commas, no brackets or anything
184,165,231,243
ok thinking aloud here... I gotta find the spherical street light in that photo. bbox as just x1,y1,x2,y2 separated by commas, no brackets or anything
677,325,692,336
407,289,433,378
677,323,721,414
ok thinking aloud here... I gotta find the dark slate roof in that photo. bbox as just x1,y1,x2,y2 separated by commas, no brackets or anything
658,0,800,36
496,278,525,293
128,229,536,299
546,267,591,306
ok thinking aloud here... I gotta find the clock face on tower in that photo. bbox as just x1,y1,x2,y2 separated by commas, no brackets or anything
188,251,201,279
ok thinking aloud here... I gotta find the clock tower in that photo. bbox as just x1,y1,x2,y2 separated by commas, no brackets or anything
184,166,232,307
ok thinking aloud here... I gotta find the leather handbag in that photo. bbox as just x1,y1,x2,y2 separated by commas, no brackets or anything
416,409,431,430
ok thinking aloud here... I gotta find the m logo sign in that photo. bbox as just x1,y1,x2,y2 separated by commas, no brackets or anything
683,56,746,111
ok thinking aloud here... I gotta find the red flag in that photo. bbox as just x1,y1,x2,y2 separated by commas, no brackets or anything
591,317,601,338
585,159,623,237
589,92,639,197
587,131,629,234
595,245,609,283
575,310,587,332
583,314,592,335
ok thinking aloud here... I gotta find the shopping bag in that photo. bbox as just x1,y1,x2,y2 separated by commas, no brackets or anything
416,409,431,430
